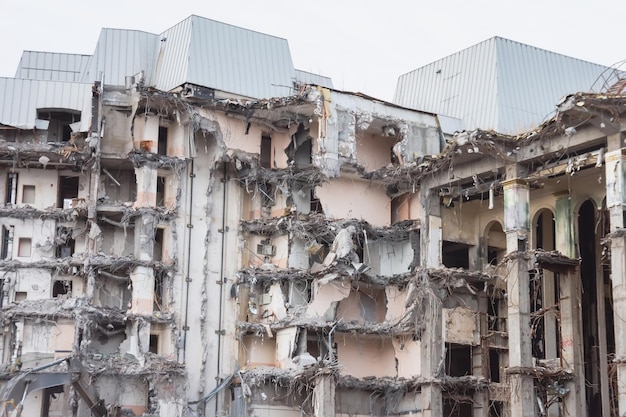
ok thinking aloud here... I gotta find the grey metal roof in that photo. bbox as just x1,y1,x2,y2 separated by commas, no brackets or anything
81,28,159,86
0,78,92,131
294,69,333,89
156,15,297,98
10,16,333,100
394,37,610,134
15,51,91,82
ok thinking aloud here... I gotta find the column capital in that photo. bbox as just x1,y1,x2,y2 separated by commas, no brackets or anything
605,147,626,162
502,178,528,188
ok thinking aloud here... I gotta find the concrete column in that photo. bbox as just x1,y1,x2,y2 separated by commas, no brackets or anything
555,190,585,417
313,373,335,417
502,179,534,417
420,305,443,417
134,114,159,152
420,191,443,417
134,166,157,208
610,235,626,414
606,147,626,415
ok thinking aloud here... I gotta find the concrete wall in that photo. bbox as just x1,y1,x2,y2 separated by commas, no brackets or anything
316,177,390,227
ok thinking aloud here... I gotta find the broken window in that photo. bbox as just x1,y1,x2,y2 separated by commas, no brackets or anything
17,237,31,257
5,173,17,204
158,126,168,155
156,176,165,206
391,194,410,224
487,293,506,332
15,291,27,302
37,109,80,142
260,134,272,168
58,176,79,209
154,271,165,311
280,280,311,308
310,189,323,214
489,401,504,417
445,343,472,377
22,185,35,205
42,385,65,417
285,123,312,168
149,334,160,354
442,397,472,417
442,241,470,269
486,222,506,266
1,225,14,260
489,348,501,382
52,280,72,297
154,228,164,261
55,227,75,258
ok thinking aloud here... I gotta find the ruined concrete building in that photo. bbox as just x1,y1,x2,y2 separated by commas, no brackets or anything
0,14,624,417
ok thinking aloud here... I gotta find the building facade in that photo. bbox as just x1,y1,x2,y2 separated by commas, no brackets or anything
0,14,625,417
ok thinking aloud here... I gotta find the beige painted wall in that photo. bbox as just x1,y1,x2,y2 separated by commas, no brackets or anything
316,177,390,227
336,334,396,378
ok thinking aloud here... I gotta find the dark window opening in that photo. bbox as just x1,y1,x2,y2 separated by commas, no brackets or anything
52,280,72,297
154,228,164,262
489,401,504,417
1,226,12,260
37,110,80,142
281,280,311,308
442,241,470,269
305,331,329,362
5,173,17,204
443,397,472,417
156,176,165,206
149,334,159,354
487,295,504,332
286,124,313,169
260,135,272,168
158,126,168,155
58,176,79,209
487,246,500,266
259,183,274,209
530,271,545,359
42,385,65,417
489,349,500,382
310,189,323,214
55,227,75,258
154,272,164,311
445,343,472,377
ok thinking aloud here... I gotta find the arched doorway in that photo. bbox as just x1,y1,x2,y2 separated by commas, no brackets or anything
578,199,615,415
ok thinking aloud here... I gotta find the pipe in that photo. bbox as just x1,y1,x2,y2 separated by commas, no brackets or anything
182,159,195,358
215,162,228,416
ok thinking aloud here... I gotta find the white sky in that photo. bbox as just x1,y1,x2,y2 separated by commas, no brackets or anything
2,0,625,102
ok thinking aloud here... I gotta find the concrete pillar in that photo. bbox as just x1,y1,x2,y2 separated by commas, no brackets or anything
313,373,335,417
554,192,585,417
606,147,626,415
502,179,534,417
134,166,157,208
134,114,159,152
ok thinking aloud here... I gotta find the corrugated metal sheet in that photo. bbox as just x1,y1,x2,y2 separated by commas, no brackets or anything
81,28,158,86
183,15,296,98
0,78,92,131
15,51,91,82
495,38,609,133
294,69,333,89
394,37,610,134
8,16,333,100
152,17,192,91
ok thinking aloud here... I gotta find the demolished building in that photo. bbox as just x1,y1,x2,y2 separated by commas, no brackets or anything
0,13,625,417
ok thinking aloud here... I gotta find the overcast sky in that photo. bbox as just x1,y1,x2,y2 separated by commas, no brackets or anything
2,0,625,102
